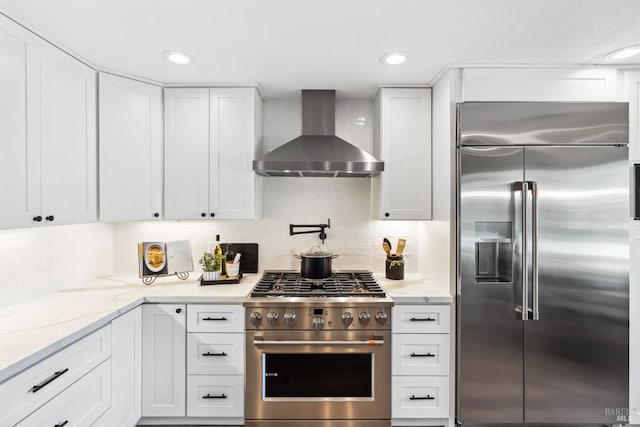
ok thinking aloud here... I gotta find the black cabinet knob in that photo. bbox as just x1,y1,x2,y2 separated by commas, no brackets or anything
210,212,215,217
201,212,206,217
45,215,54,222
384,212,390,218
33,216,42,222
153,212,159,218
176,308,182,314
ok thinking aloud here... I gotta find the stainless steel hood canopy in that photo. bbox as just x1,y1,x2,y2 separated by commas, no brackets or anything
253,90,384,177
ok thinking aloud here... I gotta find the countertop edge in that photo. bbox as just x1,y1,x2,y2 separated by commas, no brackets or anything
0,297,145,383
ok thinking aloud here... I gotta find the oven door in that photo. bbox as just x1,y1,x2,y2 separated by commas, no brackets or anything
245,330,391,421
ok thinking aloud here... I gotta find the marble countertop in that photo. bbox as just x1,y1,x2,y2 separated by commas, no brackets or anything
0,271,451,382
0,274,258,382
375,273,453,304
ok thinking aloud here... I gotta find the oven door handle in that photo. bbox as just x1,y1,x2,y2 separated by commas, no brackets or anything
253,338,385,346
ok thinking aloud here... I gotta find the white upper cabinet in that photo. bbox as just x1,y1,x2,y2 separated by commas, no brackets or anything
210,88,262,219
164,88,211,219
0,16,40,228
373,87,432,220
99,73,163,221
39,42,97,225
0,14,97,229
462,68,618,102
626,71,640,161
164,87,262,220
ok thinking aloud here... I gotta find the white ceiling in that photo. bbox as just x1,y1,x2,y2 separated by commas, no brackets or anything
1,0,639,98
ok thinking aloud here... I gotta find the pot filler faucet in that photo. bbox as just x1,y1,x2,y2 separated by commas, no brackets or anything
289,218,331,244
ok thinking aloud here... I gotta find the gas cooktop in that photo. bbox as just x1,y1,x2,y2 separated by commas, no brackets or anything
250,270,386,298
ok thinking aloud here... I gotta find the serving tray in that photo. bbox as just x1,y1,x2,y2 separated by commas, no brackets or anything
199,273,243,286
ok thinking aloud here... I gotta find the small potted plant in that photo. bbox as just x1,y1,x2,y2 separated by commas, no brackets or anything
199,251,221,281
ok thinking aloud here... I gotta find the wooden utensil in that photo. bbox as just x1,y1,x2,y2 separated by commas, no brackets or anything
396,238,406,256
383,238,392,253
382,241,391,256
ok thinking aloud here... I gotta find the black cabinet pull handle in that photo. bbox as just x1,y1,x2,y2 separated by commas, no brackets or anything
202,351,227,357
210,212,215,217
176,308,182,314
201,212,206,217
410,317,436,322
45,215,54,222
203,393,227,399
33,216,42,222
410,394,435,400
30,368,69,393
153,212,159,218
202,316,227,321
410,352,436,357
384,212,390,217
54,421,69,427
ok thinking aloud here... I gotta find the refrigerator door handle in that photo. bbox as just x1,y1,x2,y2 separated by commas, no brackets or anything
528,180,540,320
516,181,529,322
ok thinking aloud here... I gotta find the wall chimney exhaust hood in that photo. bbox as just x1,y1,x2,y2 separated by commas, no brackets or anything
253,90,384,177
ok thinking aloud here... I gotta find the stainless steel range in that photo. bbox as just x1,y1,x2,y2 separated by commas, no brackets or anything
244,270,393,427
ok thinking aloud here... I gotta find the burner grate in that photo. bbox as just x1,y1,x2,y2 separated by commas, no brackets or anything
250,271,385,298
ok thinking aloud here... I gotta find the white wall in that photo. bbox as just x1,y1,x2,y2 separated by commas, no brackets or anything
0,223,114,307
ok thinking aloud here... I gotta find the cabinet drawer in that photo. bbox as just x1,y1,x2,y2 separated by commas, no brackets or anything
392,334,450,376
0,325,111,426
187,333,244,375
392,376,449,419
187,375,244,417
392,305,450,334
16,359,111,427
187,305,244,332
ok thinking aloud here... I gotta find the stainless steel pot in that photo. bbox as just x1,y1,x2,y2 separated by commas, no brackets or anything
294,246,339,279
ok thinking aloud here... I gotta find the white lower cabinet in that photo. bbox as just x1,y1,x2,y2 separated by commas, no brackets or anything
141,304,187,417
186,375,244,418
392,376,449,419
16,360,111,427
0,325,111,426
138,303,244,424
96,307,142,427
187,333,244,375
186,304,244,422
392,304,452,426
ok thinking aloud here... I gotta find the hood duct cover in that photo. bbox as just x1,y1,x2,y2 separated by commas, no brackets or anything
253,90,384,177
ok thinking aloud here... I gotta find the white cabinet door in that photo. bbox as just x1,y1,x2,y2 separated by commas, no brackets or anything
99,73,163,222
96,307,141,427
210,87,260,219
164,88,211,220
164,87,262,221
142,304,186,417
374,88,432,220
16,360,112,427
0,16,40,229
626,71,640,161
39,41,97,225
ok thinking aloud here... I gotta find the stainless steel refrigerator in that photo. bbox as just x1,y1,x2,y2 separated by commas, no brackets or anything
456,102,629,424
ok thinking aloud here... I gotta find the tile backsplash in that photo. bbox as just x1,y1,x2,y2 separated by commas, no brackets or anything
0,223,114,307
113,177,423,275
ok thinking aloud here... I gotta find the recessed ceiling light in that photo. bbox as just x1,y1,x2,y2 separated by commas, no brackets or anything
605,45,640,62
381,52,408,65
163,50,193,65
